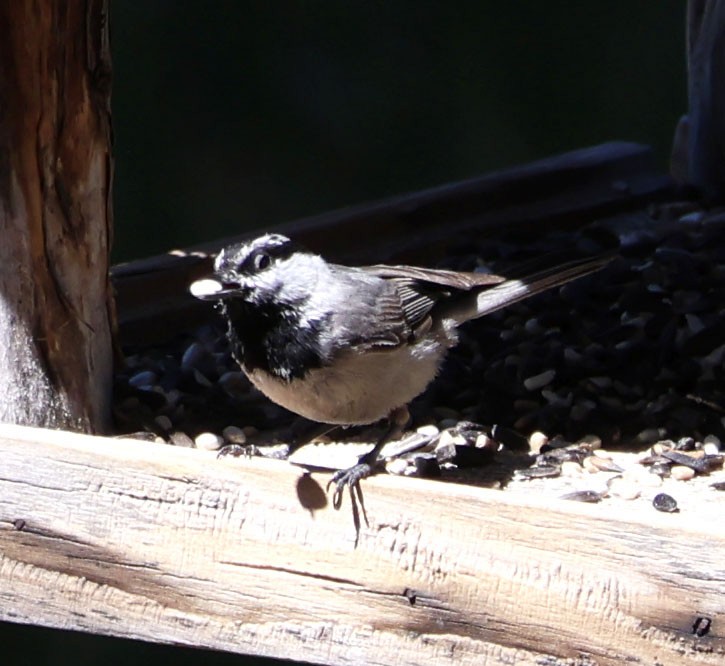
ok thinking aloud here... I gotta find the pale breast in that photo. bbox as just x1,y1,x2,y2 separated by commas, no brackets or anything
246,334,449,425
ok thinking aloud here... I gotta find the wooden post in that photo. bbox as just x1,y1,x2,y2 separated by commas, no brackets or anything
672,0,725,198
0,1,114,431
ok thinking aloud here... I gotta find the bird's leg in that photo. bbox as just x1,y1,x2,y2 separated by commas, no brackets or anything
327,405,410,509
281,418,339,454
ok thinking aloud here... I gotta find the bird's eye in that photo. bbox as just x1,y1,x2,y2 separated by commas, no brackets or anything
253,252,271,271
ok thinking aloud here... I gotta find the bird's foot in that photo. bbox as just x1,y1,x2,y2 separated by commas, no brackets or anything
327,460,376,510
325,405,410,510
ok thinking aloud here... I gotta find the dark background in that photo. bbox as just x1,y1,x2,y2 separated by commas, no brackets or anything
111,2,686,263
4,2,685,665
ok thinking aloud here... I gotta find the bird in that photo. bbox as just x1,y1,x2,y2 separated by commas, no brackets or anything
191,233,611,505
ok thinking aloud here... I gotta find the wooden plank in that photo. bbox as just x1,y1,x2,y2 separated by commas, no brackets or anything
112,141,675,346
0,423,722,665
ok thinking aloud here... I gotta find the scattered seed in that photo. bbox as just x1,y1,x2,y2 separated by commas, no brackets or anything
165,388,181,407
222,426,247,445
560,490,602,503
583,455,623,473
703,434,722,451
416,424,440,438
516,465,561,480
541,389,572,407
128,370,157,389
670,465,695,481
607,476,641,500
636,428,667,445
170,431,195,447
384,431,437,458
703,455,725,472
652,493,679,513
181,342,213,373
523,369,556,391
475,433,497,451
588,376,612,389
582,457,600,474
154,415,173,432
453,421,487,444
564,347,583,364
637,453,662,466
703,442,721,456
195,432,224,451
385,458,409,475
578,434,602,450
540,447,586,465
436,430,467,449
649,461,673,478
560,461,584,477
679,211,705,224
528,430,549,453
118,431,157,442
675,436,697,451
662,450,722,474
652,441,674,455
434,439,457,464
524,317,543,335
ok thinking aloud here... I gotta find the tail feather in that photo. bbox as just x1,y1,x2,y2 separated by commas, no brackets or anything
446,254,614,324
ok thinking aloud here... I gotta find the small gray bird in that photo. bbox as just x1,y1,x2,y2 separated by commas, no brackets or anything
191,233,610,503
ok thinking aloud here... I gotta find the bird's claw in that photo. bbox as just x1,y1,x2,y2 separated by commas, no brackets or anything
327,462,374,510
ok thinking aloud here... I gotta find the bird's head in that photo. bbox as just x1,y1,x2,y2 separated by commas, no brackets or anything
190,233,324,309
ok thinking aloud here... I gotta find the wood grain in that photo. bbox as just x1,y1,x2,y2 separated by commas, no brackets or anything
0,1,114,431
0,424,722,665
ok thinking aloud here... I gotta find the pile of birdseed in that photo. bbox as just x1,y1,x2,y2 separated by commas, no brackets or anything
113,202,725,511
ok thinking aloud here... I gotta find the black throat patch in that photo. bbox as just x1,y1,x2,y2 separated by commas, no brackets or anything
219,299,327,381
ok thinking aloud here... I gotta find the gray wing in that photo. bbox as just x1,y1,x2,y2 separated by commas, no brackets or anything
349,264,507,349
360,264,506,290
326,255,612,352
326,266,466,352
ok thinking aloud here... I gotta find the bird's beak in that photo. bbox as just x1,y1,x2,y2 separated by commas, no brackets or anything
189,278,242,300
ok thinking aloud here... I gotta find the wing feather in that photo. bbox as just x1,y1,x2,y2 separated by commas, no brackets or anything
360,264,505,289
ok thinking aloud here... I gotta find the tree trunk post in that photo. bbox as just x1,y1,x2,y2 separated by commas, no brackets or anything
0,1,114,432
672,0,725,199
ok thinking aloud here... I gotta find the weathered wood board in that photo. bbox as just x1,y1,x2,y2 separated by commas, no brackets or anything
0,424,722,665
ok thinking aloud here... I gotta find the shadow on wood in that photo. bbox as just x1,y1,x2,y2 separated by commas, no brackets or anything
0,424,722,665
